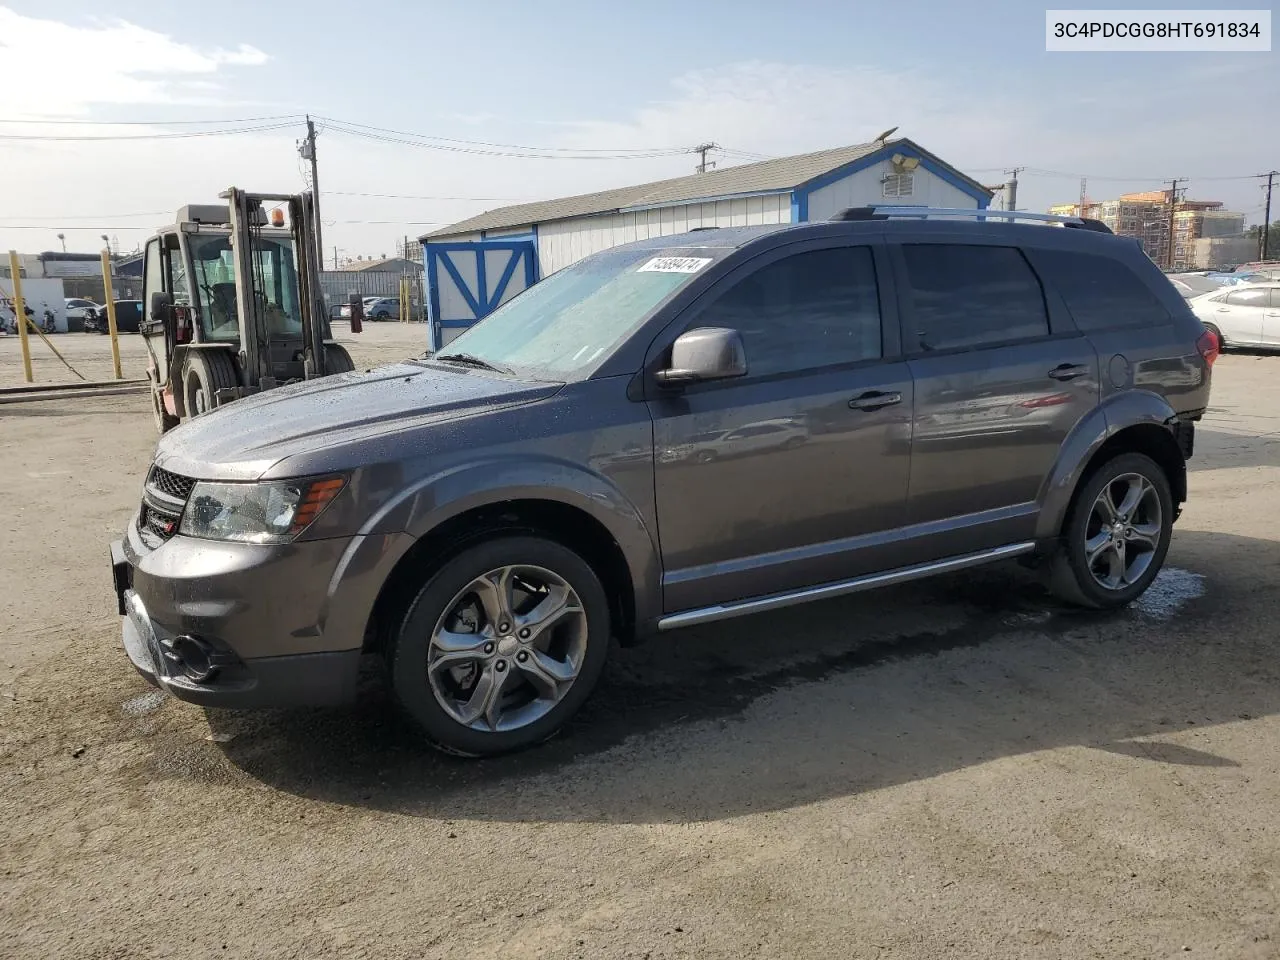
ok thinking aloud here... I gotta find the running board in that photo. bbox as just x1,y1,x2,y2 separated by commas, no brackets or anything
656,542,1037,631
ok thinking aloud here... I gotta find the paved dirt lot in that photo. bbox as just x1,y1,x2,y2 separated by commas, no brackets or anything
2,329,1279,959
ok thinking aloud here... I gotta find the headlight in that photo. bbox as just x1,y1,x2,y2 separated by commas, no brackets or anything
178,476,346,543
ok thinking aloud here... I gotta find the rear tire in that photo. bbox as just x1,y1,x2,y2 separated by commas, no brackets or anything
180,350,239,420
323,344,356,375
389,535,611,757
1049,452,1174,609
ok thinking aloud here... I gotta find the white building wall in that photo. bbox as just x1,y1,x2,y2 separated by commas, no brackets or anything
536,192,791,276
805,162,980,221
483,224,534,239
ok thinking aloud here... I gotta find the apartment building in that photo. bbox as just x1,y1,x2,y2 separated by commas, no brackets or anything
1050,190,1244,269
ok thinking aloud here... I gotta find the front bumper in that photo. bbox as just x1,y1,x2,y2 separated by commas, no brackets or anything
110,520,411,708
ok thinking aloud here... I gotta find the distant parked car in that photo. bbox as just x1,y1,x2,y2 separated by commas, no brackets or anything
364,297,400,320
334,297,381,320
1233,261,1280,275
1190,282,1280,350
87,300,142,333
64,298,101,321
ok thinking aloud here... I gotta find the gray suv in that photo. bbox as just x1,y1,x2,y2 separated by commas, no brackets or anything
111,207,1217,756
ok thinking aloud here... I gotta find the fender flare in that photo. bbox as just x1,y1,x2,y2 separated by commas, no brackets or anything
1034,389,1180,540
357,455,663,624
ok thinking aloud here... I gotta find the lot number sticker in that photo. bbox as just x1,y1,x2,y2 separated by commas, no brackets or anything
637,257,713,274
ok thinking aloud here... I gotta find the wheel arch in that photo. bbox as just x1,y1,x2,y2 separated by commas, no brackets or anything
363,497,644,658
1036,391,1186,540
359,461,661,654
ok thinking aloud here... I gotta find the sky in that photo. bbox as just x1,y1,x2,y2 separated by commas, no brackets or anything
0,1,1276,260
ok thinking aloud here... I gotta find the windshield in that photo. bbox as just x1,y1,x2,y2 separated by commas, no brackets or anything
188,232,304,342
436,248,722,380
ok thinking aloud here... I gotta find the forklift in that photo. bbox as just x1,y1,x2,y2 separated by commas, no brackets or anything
140,188,356,433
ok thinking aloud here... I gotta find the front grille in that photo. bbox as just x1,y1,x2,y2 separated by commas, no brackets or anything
138,466,194,544
148,466,195,501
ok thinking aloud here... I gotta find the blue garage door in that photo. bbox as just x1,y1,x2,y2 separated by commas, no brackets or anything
425,240,537,351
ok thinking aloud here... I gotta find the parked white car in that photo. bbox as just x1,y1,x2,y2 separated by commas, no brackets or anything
1190,282,1280,350
64,298,100,321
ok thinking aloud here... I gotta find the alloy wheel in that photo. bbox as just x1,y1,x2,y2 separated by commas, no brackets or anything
427,564,588,733
1083,472,1163,590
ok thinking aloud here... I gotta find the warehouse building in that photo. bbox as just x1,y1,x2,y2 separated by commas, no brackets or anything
419,137,992,349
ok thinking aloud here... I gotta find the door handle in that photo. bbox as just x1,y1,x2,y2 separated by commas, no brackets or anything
849,390,902,411
1048,363,1089,381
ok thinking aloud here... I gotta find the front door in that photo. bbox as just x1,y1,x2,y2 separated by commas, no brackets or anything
893,241,1099,557
648,241,913,612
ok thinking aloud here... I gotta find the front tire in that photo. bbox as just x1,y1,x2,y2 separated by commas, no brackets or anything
1050,452,1174,609
389,536,611,757
323,344,356,375
180,350,239,420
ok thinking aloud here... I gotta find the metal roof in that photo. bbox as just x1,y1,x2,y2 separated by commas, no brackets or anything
423,138,990,239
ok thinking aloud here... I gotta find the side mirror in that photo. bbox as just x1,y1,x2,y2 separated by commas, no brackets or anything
655,327,747,387
150,290,173,324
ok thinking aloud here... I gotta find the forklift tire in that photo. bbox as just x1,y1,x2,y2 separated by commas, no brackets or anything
323,344,356,375
181,351,239,419
152,389,179,435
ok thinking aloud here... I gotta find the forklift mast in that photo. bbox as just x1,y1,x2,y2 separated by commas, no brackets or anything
220,187,329,391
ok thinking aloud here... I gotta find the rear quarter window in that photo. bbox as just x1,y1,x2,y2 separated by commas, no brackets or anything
1031,249,1170,332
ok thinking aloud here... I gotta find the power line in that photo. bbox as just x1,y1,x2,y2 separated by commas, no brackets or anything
0,211,167,221
314,115,692,155
326,190,532,201
0,121,299,142
1023,167,1270,183
322,123,691,160
0,114,304,125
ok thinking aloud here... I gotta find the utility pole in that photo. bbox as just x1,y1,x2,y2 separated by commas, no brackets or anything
1261,171,1277,260
694,142,718,174
1078,177,1088,217
299,116,323,257
1004,168,1023,212
333,246,338,270
1165,179,1181,270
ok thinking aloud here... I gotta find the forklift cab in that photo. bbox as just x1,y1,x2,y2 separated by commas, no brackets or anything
141,190,352,431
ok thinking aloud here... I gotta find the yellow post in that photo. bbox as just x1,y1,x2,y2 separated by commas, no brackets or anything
399,275,408,323
8,251,33,383
100,249,122,379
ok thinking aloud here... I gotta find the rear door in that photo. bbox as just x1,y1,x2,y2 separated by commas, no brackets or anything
647,238,914,611
891,238,1098,556
1265,289,1280,345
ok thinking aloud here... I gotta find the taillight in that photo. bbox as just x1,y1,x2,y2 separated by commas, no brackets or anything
1197,328,1220,367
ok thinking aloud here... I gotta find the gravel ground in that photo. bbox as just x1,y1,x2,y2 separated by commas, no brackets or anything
2,330,1279,959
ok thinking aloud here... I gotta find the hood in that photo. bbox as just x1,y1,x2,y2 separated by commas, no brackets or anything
154,361,562,480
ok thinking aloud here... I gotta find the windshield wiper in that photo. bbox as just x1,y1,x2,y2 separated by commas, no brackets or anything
435,352,512,374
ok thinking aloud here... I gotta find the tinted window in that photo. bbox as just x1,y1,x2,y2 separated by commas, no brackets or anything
694,246,881,378
1272,290,1280,309
901,245,1049,351
1225,288,1269,307
1032,249,1170,331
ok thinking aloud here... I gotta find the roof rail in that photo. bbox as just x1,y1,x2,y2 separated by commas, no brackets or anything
829,206,1113,234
